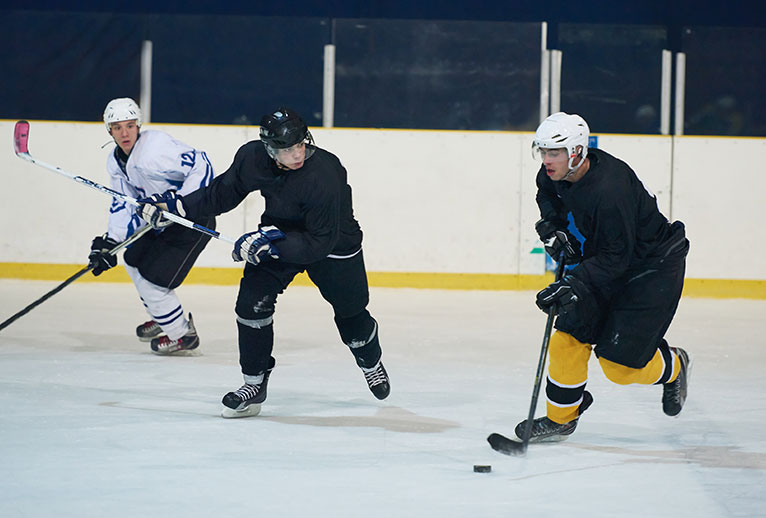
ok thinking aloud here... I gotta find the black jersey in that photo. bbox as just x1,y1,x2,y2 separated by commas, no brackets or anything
183,141,363,265
536,148,686,297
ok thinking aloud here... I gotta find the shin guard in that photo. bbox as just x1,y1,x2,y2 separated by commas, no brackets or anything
546,331,593,424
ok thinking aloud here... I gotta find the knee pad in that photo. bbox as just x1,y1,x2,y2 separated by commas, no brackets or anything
548,332,592,385
598,352,665,386
335,309,375,346
598,358,634,385
598,339,670,385
235,293,276,328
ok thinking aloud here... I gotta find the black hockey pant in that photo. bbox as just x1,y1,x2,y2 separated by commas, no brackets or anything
234,250,381,376
556,231,689,369
123,217,215,289
546,255,687,424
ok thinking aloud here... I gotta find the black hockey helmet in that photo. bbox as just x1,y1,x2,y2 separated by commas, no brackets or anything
259,107,313,149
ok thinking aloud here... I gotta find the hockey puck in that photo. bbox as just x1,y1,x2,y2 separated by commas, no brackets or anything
473,464,492,473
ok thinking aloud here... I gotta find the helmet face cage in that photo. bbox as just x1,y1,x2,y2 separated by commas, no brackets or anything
532,112,589,171
259,107,315,161
262,131,316,162
103,98,142,133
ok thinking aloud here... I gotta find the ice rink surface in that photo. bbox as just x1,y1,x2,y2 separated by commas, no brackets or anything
1,279,765,518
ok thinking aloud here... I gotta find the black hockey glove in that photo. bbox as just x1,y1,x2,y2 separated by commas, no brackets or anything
536,274,593,315
88,234,119,276
535,219,582,265
137,191,186,229
232,225,286,265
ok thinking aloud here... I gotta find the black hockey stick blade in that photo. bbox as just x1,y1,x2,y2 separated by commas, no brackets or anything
487,432,527,456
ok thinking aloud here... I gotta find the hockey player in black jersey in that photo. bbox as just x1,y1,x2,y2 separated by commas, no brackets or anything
139,107,389,417
517,112,691,442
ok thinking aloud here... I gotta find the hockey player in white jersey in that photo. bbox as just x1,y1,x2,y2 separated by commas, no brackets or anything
87,97,216,354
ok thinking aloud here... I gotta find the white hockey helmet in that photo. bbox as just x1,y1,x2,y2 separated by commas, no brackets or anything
103,98,142,133
532,112,589,173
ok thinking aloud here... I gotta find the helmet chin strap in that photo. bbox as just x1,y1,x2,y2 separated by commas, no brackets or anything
562,159,580,180
563,148,586,180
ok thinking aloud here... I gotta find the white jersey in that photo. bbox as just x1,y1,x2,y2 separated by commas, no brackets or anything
105,130,215,241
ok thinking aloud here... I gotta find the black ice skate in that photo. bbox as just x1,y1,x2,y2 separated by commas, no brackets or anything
663,347,691,417
221,357,276,419
136,319,164,342
150,314,199,355
362,361,390,400
514,390,593,443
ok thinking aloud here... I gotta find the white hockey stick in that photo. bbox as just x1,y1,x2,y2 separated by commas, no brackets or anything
12,120,235,244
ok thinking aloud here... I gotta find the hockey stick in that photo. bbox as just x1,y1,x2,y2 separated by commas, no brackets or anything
0,224,152,332
487,253,567,456
12,120,236,244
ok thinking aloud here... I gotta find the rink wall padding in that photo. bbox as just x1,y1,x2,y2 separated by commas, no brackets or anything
1,263,764,299
0,120,763,299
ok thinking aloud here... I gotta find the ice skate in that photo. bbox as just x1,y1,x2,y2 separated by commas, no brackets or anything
362,360,390,400
136,319,164,342
515,390,593,443
150,314,199,355
663,347,691,417
221,357,275,418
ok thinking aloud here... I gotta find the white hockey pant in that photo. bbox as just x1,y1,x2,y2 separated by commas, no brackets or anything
125,263,188,340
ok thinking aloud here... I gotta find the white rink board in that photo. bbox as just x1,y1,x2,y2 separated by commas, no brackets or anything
0,120,762,279
671,136,766,281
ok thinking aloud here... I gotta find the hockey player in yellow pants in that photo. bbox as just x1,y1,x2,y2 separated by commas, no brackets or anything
530,332,685,440
515,112,691,442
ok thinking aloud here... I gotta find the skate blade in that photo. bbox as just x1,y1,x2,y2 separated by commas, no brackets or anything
150,347,202,357
221,404,262,419
514,430,573,443
527,434,571,443
670,356,694,418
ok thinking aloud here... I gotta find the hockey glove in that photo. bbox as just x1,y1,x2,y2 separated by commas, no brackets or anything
232,226,286,265
535,219,582,265
137,191,186,229
536,274,593,315
88,234,119,276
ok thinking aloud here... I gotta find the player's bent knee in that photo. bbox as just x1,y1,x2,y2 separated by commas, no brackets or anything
235,293,276,321
335,310,374,344
598,357,641,385
549,331,592,358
